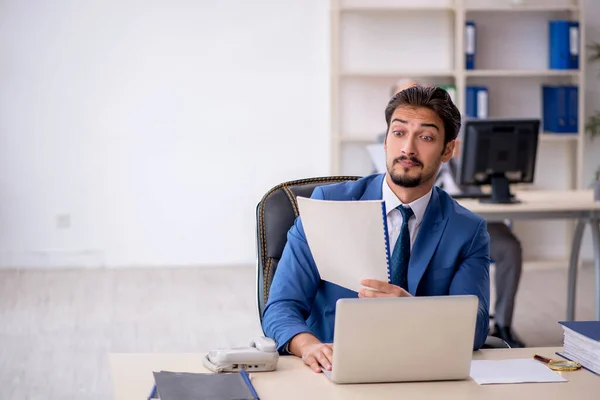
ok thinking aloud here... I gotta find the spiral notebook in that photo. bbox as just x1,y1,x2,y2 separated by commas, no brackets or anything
296,197,391,293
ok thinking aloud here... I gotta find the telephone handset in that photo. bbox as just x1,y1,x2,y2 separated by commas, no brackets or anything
202,336,279,373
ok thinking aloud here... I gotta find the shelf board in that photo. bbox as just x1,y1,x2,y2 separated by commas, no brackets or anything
340,5,454,12
341,70,456,78
465,5,579,12
339,136,376,144
340,133,577,145
540,133,578,142
465,69,579,78
339,4,577,12
341,70,580,78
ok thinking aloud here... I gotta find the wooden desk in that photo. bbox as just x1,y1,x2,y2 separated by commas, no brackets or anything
110,347,599,400
456,190,600,321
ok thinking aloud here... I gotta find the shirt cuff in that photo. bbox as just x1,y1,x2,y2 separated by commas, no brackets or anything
278,329,313,355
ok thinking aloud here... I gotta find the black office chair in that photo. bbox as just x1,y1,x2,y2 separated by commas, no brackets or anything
255,176,509,349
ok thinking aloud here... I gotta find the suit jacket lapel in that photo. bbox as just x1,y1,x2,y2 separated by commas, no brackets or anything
356,175,447,293
358,173,384,201
408,188,449,294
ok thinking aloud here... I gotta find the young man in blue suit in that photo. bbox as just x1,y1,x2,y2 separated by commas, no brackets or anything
262,86,490,373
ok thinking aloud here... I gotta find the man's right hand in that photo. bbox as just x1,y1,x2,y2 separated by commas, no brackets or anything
288,333,333,373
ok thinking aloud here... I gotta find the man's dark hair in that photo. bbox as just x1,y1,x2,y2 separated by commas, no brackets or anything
384,86,461,146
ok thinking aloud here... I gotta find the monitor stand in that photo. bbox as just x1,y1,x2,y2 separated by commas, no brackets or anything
480,175,520,204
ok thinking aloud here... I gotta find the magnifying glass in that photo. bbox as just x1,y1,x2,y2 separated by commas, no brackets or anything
533,354,582,371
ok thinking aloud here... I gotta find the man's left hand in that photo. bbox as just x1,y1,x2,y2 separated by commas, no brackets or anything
358,279,412,298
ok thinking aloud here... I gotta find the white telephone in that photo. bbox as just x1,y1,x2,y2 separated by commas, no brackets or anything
202,336,279,373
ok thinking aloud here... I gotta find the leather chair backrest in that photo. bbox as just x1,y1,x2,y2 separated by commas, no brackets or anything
255,176,360,322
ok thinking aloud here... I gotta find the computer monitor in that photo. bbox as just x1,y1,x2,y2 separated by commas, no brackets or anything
458,118,540,204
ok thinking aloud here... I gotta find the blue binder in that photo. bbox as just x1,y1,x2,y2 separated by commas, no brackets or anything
549,21,570,69
466,86,488,119
465,21,476,70
542,85,569,133
559,321,600,341
568,21,580,69
567,85,578,132
556,321,600,375
556,352,600,376
542,86,555,132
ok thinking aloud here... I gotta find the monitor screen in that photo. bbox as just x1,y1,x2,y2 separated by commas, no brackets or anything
458,118,540,203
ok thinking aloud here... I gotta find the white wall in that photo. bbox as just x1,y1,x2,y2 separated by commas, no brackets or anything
0,0,598,268
0,0,330,267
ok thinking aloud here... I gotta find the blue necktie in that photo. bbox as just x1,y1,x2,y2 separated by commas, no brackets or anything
390,205,414,290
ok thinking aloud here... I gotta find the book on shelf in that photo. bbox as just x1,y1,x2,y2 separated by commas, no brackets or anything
542,85,578,134
466,86,488,119
465,21,476,70
549,20,579,70
568,21,580,69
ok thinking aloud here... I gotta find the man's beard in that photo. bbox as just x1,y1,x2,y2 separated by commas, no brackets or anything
387,155,437,188
390,171,422,187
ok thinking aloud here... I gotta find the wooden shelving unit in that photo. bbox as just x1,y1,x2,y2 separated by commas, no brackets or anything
330,0,586,265
341,70,456,78
464,69,580,77
330,0,584,187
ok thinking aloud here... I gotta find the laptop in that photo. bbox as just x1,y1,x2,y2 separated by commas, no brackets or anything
322,295,478,384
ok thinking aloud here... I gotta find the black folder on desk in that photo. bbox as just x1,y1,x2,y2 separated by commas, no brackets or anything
149,369,259,400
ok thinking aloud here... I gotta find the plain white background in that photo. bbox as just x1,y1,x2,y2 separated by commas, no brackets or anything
0,0,331,267
0,0,598,268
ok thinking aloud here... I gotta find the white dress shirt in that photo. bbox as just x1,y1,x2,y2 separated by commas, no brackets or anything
382,178,433,253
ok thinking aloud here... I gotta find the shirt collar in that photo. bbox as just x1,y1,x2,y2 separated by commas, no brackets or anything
382,177,432,225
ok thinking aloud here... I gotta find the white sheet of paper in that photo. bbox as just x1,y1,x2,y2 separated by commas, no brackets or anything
469,359,567,385
296,196,389,293
366,144,386,174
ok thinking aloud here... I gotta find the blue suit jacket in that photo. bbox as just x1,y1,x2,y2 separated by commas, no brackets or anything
262,174,490,351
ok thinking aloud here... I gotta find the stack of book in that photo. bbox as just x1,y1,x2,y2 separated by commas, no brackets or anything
558,321,600,375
